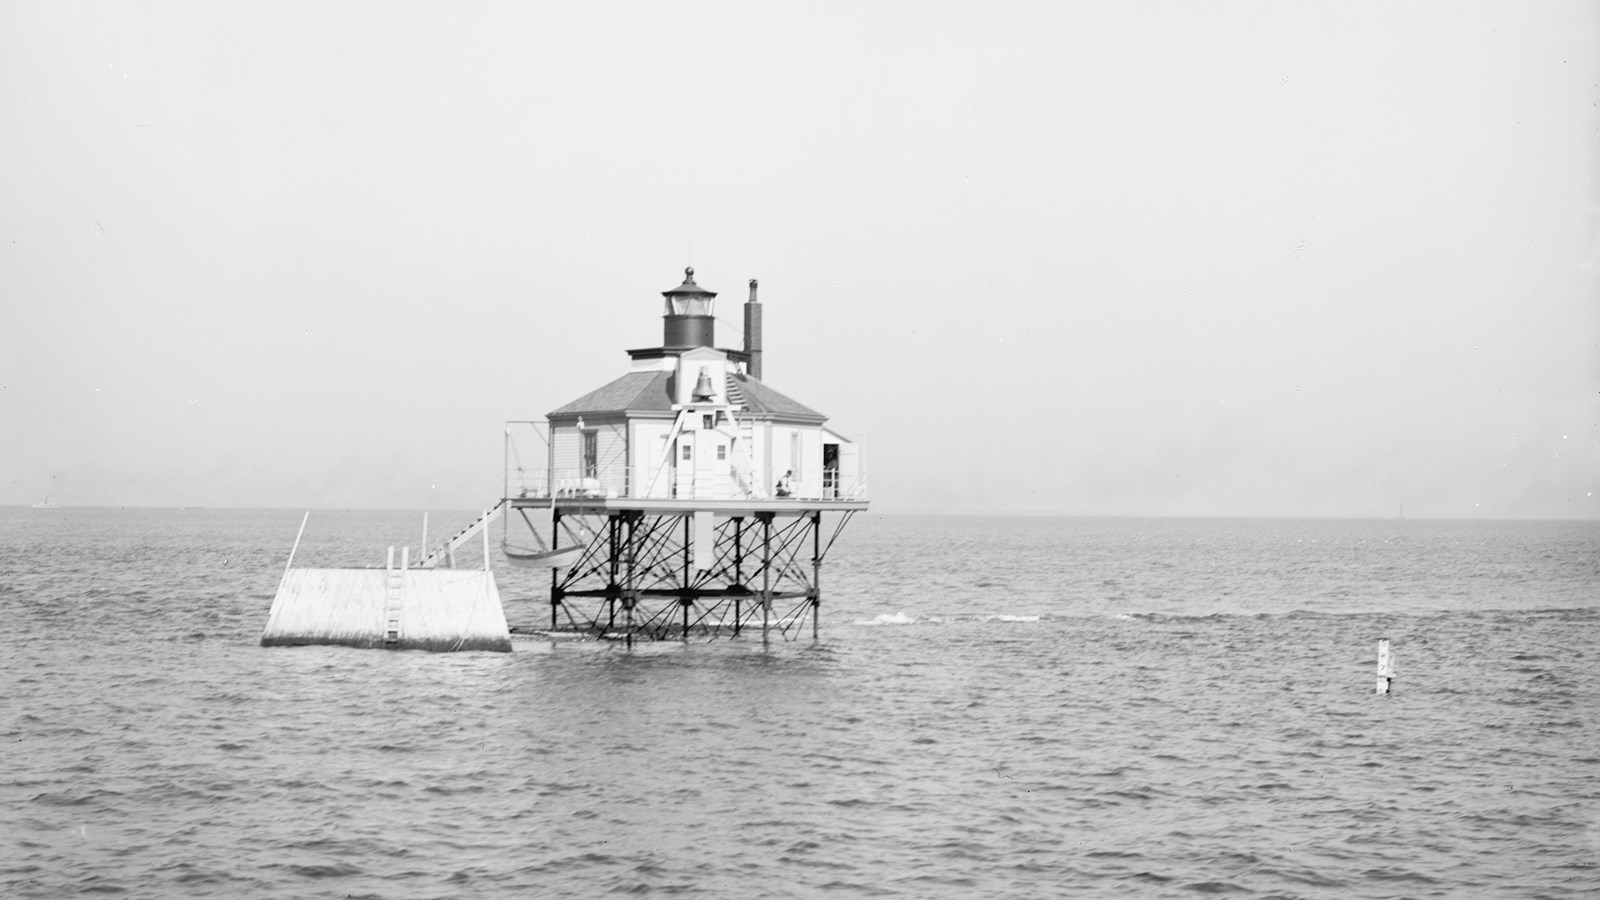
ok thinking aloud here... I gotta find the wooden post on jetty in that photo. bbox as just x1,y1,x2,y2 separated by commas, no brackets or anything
1376,639,1394,695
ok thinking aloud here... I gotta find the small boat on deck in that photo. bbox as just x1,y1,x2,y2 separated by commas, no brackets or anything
503,545,584,569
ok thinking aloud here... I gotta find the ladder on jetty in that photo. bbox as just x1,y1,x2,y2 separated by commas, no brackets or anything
416,500,506,568
383,547,407,645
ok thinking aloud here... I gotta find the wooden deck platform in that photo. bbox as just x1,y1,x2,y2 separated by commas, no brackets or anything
509,495,869,516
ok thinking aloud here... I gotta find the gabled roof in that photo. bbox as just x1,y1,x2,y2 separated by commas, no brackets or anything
549,370,827,423
549,371,674,417
728,374,825,422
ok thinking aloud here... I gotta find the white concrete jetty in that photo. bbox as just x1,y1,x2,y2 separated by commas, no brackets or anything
261,521,512,653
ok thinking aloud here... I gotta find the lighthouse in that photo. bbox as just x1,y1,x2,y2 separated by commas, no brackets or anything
478,268,868,642
262,268,866,650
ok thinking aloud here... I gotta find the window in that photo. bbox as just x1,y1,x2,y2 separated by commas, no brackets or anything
717,445,726,461
582,431,598,479
702,414,713,430
682,444,692,461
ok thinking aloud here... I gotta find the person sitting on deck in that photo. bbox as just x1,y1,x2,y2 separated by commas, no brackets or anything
775,470,793,498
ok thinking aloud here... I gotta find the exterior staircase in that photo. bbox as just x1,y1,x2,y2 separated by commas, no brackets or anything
724,374,750,408
416,500,506,568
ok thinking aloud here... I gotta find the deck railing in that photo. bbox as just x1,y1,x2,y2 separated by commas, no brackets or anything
505,421,866,504
516,464,866,503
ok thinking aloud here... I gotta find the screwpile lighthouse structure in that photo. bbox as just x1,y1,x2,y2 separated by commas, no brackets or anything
423,268,868,642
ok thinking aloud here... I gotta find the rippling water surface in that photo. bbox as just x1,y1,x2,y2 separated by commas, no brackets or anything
3,509,1597,898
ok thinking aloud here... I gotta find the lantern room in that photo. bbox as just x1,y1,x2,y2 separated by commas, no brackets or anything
661,267,717,348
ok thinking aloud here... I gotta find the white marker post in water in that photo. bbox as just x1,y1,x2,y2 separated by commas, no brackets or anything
1376,639,1394,695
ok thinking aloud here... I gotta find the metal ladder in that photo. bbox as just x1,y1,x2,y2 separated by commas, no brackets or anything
383,546,407,646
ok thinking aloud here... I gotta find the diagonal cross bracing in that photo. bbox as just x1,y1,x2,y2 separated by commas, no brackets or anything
528,508,846,641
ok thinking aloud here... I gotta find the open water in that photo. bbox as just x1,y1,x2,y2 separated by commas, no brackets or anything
2,508,1597,898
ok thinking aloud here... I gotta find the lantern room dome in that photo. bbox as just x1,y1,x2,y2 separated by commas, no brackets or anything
662,267,716,298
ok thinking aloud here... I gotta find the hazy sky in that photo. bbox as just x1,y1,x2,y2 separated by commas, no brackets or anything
3,1,1596,518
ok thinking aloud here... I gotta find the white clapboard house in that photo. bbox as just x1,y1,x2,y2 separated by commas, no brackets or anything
544,268,864,503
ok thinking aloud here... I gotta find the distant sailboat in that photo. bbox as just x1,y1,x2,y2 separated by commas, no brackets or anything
31,496,59,509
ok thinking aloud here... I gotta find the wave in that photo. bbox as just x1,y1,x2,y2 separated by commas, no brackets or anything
1115,605,1600,624
853,612,1050,626
855,611,916,625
